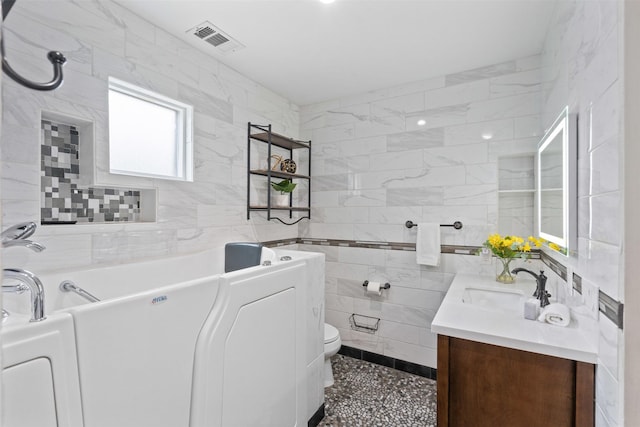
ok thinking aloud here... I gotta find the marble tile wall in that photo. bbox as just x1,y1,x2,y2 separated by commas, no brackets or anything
541,1,623,426
299,57,545,368
1,0,299,271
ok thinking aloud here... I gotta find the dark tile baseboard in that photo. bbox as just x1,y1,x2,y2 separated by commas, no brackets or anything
307,403,325,427
338,345,364,359
338,345,437,381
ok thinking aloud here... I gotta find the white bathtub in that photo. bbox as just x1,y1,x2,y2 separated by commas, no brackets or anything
1,247,325,427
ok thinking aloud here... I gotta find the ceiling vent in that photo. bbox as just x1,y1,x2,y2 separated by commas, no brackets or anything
187,21,245,55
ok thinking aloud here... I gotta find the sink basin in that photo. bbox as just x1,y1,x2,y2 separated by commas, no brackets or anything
462,286,525,313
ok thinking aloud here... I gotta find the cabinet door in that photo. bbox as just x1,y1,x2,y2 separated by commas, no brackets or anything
438,335,594,427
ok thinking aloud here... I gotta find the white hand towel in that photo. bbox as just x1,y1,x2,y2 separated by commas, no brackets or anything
416,223,441,266
537,303,571,327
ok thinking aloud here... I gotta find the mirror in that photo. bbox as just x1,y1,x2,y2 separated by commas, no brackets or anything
537,107,576,255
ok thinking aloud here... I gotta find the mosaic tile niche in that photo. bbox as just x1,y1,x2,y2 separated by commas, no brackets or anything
41,119,141,223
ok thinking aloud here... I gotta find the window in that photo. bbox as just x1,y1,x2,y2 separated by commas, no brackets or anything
108,77,193,181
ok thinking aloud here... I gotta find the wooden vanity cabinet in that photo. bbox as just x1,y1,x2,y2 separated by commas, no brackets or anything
437,335,595,427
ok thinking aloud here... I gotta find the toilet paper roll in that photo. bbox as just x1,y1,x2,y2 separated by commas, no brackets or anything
366,281,382,296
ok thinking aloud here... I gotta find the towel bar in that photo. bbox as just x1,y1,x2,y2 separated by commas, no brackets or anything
405,220,463,230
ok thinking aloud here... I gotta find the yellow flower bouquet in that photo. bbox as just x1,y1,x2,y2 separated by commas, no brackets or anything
483,234,543,283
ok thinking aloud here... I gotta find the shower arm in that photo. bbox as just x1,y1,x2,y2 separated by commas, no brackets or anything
1,0,67,91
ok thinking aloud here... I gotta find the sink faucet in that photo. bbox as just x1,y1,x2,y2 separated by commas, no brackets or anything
2,268,46,322
511,268,550,308
1,221,45,252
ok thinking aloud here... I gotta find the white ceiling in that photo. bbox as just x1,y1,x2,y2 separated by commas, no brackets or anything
116,0,556,106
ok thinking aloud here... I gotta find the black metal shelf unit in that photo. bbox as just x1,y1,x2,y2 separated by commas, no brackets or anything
247,123,311,225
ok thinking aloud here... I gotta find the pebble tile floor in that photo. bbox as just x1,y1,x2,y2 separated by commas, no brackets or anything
319,355,437,427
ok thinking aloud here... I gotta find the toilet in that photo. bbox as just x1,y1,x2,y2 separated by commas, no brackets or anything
324,323,341,387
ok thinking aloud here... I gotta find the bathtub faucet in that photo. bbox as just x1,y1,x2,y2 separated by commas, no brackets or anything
2,239,46,252
1,222,45,252
2,268,46,322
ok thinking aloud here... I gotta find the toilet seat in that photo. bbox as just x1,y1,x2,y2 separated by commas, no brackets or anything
324,323,339,344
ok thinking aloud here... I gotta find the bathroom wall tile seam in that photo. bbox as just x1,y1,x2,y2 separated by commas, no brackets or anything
598,316,620,368
596,358,620,426
301,100,541,128
304,114,543,143
311,57,542,113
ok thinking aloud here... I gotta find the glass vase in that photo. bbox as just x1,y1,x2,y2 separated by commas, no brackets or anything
496,257,515,284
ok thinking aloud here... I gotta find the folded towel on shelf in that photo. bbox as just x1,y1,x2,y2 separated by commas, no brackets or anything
537,303,571,327
416,223,441,266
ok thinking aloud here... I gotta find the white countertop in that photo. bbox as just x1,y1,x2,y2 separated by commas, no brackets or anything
431,273,598,364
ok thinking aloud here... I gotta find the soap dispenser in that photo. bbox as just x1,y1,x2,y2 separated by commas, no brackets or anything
524,298,540,320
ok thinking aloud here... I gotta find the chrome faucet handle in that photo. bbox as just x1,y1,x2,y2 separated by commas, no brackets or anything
2,283,29,294
2,239,46,252
1,222,37,243
2,268,46,322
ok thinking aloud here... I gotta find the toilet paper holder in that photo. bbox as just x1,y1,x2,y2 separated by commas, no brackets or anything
362,280,391,290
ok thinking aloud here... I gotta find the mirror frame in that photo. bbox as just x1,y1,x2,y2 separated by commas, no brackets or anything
536,107,577,255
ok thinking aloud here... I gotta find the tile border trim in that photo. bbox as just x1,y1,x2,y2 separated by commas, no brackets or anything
265,237,625,326
267,236,624,328
338,345,437,381
542,257,624,330
599,290,624,330
263,237,541,259
540,250,568,281
572,272,582,294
